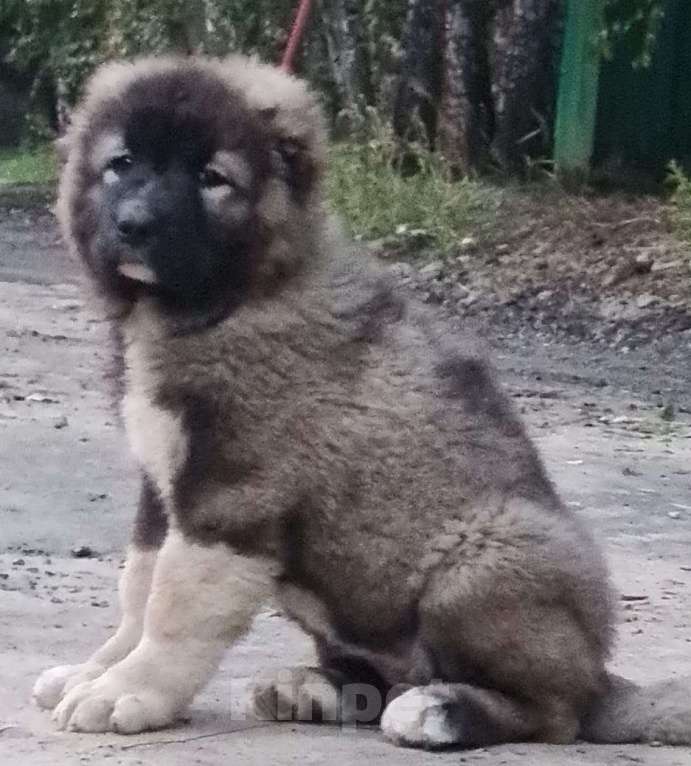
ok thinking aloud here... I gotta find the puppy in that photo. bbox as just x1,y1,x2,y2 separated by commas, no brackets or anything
33,55,691,747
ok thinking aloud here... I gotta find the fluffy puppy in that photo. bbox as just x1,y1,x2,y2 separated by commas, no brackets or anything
33,55,691,747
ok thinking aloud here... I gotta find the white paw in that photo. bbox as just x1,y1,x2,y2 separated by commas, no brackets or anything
52,669,178,733
33,663,106,710
381,687,457,749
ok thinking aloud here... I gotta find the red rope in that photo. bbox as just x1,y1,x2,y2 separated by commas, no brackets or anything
280,0,314,73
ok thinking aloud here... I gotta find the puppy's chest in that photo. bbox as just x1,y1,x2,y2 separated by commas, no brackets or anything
121,351,188,501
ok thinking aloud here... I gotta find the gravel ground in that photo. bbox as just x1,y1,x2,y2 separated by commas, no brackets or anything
1,201,690,765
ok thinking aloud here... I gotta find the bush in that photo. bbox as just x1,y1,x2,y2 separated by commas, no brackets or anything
326,124,496,258
667,160,691,246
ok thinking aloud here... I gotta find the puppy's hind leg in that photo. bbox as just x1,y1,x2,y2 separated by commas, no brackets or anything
251,666,344,724
391,508,610,749
251,653,389,726
381,683,543,749
33,476,166,710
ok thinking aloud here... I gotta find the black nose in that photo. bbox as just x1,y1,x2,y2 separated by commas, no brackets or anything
116,200,155,245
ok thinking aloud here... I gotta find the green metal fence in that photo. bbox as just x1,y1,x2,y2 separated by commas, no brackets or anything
555,0,691,177
595,0,691,173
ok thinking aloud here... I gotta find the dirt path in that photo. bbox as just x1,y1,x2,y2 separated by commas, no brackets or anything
1,203,690,765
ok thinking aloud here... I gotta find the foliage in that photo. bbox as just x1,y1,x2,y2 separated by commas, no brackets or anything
0,143,57,184
6,0,109,101
599,0,665,68
0,0,410,139
0,1,298,120
327,117,495,256
666,160,691,247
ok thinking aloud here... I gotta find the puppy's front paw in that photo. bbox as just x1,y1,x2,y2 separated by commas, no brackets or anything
33,662,106,711
52,670,178,733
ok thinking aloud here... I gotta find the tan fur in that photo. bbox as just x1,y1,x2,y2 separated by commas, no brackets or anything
121,305,189,500
52,530,275,732
40,54,691,746
33,547,157,710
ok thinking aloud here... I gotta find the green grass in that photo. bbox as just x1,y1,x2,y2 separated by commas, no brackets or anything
667,160,691,246
326,133,497,258
0,144,58,185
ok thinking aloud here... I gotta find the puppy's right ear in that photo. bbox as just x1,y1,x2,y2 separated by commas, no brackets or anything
54,134,72,165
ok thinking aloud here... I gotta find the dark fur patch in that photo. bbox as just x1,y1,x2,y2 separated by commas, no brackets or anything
272,138,316,206
156,386,274,552
436,356,520,433
132,474,168,549
442,691,509,748
317,643,391,700
332,277,406,344
432,684,546,748
104,323,126,413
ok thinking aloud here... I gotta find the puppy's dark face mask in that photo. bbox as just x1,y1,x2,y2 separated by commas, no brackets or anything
68,66,272,320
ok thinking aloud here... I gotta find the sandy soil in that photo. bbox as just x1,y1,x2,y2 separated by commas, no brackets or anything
1,202,691,765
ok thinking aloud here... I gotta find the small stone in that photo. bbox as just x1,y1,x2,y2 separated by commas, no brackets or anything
459,236,477,251
660,403,675,422
451,283,470,300
418,261,444,280
634,251,654,269
12,558,25,566
668,511,681,520
26,393,59,403
651,258,682,273
603,261,636,287
389,262,414,280
71,545,96,559
622,466,642,477
636,293,659,309
52,415,69,429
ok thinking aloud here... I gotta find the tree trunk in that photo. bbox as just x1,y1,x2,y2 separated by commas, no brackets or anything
492,0,560,173
319,0,373,133
166,0,207,54
55,76,71,135
392,0,444,149
438,0,495,176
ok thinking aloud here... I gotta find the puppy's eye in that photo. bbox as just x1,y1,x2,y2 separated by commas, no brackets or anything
106,154,133,174
200,167,234,189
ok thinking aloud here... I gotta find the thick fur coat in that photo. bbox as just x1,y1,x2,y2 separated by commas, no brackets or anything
33,55,691,748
